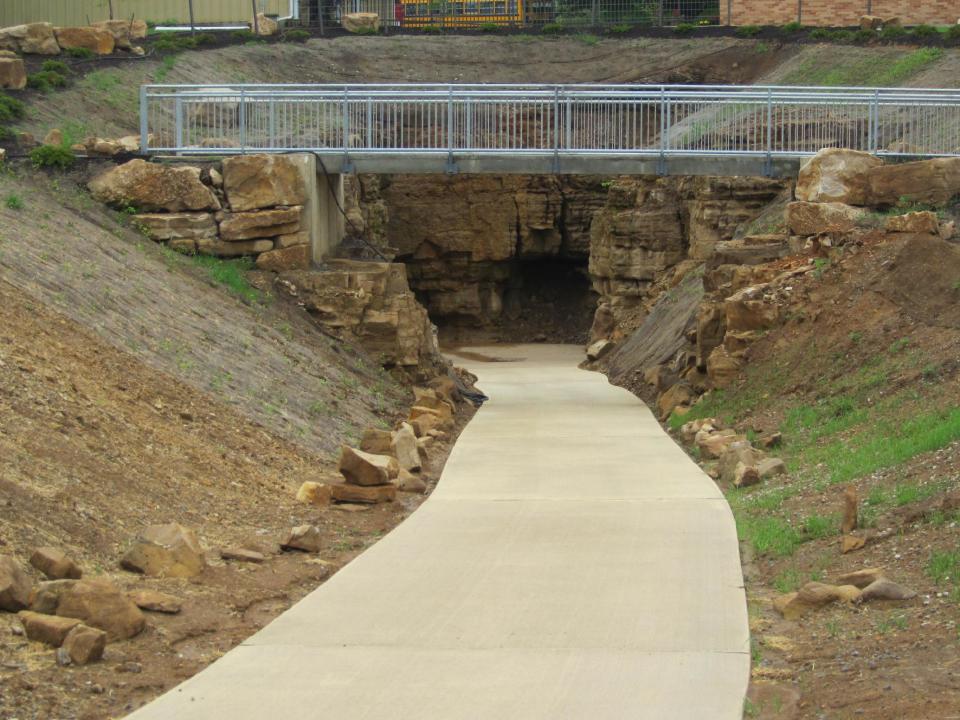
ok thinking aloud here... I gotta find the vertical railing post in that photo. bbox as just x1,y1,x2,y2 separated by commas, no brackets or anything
342,87,352,172
657,0,664,27
239,89,247,153
552,86,560,173
658,86,667,175
869,89,879,153
366,95,374,148
465,96,473,150
268,98,276,150
174,94,184,153
765,88,773,176
446,87,456,174
797,0,802,25
139,85,149,153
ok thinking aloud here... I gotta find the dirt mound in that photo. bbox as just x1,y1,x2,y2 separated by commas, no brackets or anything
874,233,960,329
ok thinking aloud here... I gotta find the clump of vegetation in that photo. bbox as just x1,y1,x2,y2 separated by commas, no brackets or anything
29,144,76,170
879,24,906,41
478,22,498,32
948,25,960,41
577,33,600,45
542,22,564,34
41,60,71,76
0,91,25,139
609,23,631,34
735,25,761,38
231,29,257,42
421,24,442,34
673,23,697,35
910,24,938,40
284,29,311,42
154,31,217,52
5,193,24,210
190,255,264,304
782,21,802,33
27,68,69,92
65,46,95,59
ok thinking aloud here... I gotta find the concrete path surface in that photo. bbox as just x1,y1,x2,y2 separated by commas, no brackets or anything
127,345,748,719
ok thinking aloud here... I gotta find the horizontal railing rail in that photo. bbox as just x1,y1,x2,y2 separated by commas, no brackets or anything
140,83,960,171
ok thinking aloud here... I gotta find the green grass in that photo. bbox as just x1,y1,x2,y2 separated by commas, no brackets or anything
190,255,264,305
736,515,800,557
773,567,805,593
783,47,944,87
79,70,138,112
5,193,24,210
155,55,177,82
927,546,960,586
29,145,76,170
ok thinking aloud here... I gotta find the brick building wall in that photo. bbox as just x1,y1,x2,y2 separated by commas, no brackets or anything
730,0,959,26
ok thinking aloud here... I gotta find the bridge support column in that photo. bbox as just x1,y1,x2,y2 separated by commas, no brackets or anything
286,153,345,264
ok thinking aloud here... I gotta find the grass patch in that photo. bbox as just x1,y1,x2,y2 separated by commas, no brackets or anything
783,47,944,87
5,193,24,210
189,255,264,305
802,513,838,540
927,546,960,585
737,515,801,557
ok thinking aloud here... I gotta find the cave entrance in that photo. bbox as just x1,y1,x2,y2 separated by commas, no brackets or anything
431,255,596,347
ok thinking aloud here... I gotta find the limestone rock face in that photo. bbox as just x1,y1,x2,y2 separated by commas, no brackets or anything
0,23,60,55
342,12,380,33
120,523,206,578
0,52,26,90
0,556,32,611
222,155,306,212
54,27,115,55
219,207,302,240
136,212,217,240
89,160,220,212
29,547,82,580
866,157,960,206
282,260,443,376
786,201,861,236
795,148,883,205
56,578,145,640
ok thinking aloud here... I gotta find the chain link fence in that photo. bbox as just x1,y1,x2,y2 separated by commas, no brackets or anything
297,0,720,29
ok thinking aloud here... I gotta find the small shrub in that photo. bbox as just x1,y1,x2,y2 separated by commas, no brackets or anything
29,144,76,170
577,33,600,45
735,25,761,38
285,29,311,42
947,25,960,41
65,46,95,59
0,92,26,123
5,193,24,210
40,60,70,75
609,23,630,34
231,29,257,42
910,24,938,39
27,70,68,92
674,23,697,35
478,22,498,32
782,21,802,33
421,24,442,34
880,24,906,40
542,22,564,34
809,27,832,40
193,32,217,45
854,28,875,43
927,546,960,586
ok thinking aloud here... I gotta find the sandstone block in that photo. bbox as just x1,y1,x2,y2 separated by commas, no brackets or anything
785,201,861,236
56,578,145,640
89,160,220,212
222,155,306,212
732,462,760,488
296,481,332,507
136,212,217,241
61,624,106,665
884,211,940,235
795,148,883,206
91,19,148,49
280,525,322,553
586,339,615,361
120,523,206,578
29,579,77,614
255,244,311,272
857,578,916,602
330,483,396,504
219,207,302,241
835,568,885,589
840,534,866,554
394,469,427,494
130,589,181,614
274,230,309,249
0,556,32,611
725,285,779,333
360,428,394,454
866,157,960,207
29,547,82,580
0,23,60,55
54,27,115,55
253,13,279,36
392,423,421,473
18,610,81,646
196,238,273,257
339,445,398,486
220,548,265,563
0,55,26,90
343,12,380,33
706,346,742,389
717,442,762,484
757,457,786,479
657,382,696,421
842,486,858,534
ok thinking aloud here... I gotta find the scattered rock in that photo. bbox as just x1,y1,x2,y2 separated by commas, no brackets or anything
795,148,883,206
758,431,782,449
295,481,332,507
56,578,145,640
120,523,206,578
586,339,614,361
841,486,858,534
359,428,394,454
221,155,306,212
733,462,761,488
338,446,399,486
61,624,106,665
342,12,380,33
857,578,917,603
392,423,421,473
0,556,32,612
280,525,322,553
775,582,861,620
135,212,217,241
219,548,265,564
129,589,181,614
697,430,743,459
840,534,866,554
29,579,77,614
89,160,221,212
717,442,763,484
836,567,885,588
0,52,26,90
757,457,786,479
330,483,397,504
657,382,696,421
884,211,940,235
29,548,82,580
18,610,81,646
394,469,427,494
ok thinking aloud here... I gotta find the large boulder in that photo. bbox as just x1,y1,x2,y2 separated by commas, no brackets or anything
91,19,148,49
89,160,220,212
56,578,145,640
253,13,279,36
29,579,77,614
0,51,26,90
343,13,380,33
221,155,306,212
54,26,115,55
136,212,217,240
219,207,302,240
338,446,398,486
785,201,861,236
866,158,960,206
120,523,206,578
0,23,60,55
795,148,883,206
0,556,33,612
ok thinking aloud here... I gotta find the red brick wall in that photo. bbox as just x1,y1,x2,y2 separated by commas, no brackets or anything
730,0,959,26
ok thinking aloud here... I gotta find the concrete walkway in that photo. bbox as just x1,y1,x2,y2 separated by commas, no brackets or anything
128,345,748,719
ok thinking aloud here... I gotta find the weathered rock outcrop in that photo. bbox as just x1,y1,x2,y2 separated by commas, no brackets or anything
89,160,220,213
222,155,306,212
120,523,206,578
795,148,883,205
54,26,114,55
0,23,60,55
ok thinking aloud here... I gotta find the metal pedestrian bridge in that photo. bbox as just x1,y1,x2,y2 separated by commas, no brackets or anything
141,83,960,177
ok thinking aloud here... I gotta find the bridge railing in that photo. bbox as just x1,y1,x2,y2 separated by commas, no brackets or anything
140,84,960,162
